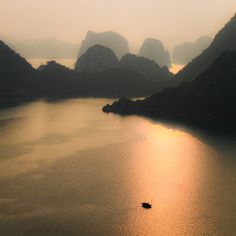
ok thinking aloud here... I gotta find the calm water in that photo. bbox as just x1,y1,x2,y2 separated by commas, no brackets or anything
0,99,235,236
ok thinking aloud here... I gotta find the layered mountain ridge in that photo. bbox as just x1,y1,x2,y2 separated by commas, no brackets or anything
102,13,236,125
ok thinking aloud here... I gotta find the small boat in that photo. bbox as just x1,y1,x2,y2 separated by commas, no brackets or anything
142,202,152,209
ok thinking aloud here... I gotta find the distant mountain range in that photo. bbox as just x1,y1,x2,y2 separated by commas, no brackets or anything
1,12,236,126
172,36,212,65
75,44,173,85
103,50,236,125
0,36,79,59
103,13,236,125
77,31,172,68
139,38,171,68
1,32,213,70
78,31,129,59
175,14,236,82
0,40,172,106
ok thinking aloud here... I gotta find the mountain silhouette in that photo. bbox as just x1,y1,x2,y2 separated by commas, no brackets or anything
175,13,236,83
38,62,156,98
2,12,236,114
172,36,212,65
38,60,78,80
103,50,236,125
75,45,173,91
119,53,173,84
36,61,82,97
0,41,161,101
75,45,119,73
79,68,156,98
78,31,129,59
0,40,37,99
139,38,171,68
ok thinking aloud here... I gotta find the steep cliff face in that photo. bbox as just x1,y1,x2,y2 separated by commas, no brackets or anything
75,45,119,73
139,38,171,68
78,31,129,59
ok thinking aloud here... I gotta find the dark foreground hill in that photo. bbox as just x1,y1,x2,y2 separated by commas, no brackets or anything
103,50,236,125
119,53,173,83
38,61,156,98
75,45,174,86
175,14,236,83
0,41,38,98
75,45,119,73
0,40,163,106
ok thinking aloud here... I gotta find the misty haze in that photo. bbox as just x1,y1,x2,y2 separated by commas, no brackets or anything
0,0,236,235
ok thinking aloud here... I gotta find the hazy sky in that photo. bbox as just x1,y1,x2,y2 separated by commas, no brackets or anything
0,0,236,51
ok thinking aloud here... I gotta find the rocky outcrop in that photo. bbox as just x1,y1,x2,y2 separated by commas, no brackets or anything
139,38,171,68
78,31,129,59
172,36,212,65
74,45,119,73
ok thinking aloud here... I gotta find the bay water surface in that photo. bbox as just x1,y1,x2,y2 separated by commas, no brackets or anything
0,98,235,236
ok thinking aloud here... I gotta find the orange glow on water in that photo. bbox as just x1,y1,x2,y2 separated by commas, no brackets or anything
123,121,220,235
0,100,235,235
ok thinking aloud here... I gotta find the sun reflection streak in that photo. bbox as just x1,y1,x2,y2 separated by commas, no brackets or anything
0,100,233,236
124,120,219,235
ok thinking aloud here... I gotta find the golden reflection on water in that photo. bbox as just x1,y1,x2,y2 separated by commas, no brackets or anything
0,99,235,236
125,121,221,235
